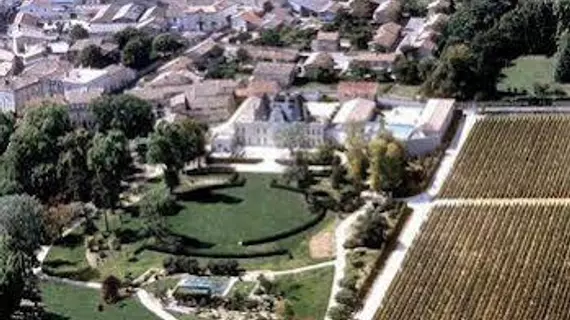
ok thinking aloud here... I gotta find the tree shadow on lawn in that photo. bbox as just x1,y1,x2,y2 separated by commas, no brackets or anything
175,190,244,204
53,234,83,248
44,312,70,320
43,259,77,268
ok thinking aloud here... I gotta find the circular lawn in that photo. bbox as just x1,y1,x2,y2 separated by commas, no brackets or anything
166,173,315,245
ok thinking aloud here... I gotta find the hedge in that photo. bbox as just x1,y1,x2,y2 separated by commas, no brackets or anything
175,175,246,196
146,243,289,258
269,179,307,194
275,158,334,166
184,166,237,176
355,206,412,301
241,209,327,246
206,157,264,164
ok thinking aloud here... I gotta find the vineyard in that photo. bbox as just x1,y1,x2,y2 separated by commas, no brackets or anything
375,203,570,320
439,114,570,198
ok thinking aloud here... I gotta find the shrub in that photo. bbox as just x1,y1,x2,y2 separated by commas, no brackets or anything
339,274,359,290
328,304,352,320
163,256,203,275
101,275,121,304
207,259,240,276
335,288,357,306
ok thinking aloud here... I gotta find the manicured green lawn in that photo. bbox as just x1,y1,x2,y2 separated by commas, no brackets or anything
42,281,159,320
498,55,570,94
43,214,168,281
274,267,334,320
167,173,314,244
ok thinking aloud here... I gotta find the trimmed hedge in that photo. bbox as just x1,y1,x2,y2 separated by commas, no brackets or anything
175,175,246,195
241,209,327,246
146,243,289,258
275,158,334,166
184,166,237,176
269,179,307,194
206,157,264,164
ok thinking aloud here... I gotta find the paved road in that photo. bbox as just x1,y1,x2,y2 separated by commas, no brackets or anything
355,110,479,320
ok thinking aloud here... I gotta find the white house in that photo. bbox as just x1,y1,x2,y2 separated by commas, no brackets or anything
168,0,238,32
62,64,136,93
19,0,77,20
212,92,327,152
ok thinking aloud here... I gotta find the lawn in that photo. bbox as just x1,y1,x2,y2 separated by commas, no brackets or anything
273,267,334,320
42,281,159,320
167,173,314,245
498,55,570,94
43,213,168,281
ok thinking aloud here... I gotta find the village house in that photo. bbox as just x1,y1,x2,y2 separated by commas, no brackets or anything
337,81,380,102
373,0,401,24
302,52,335,79
235,79,280,99
396,16,446,59
349,52,397,72
369,22,402,52
19,0,75,20
67,37,119,61
167,79,238,123
62,64,136,93
252,61,297,87
232,10,264,31
0,76,44,113
186,38,224,66
287,0,338,22
167,0,238,32
311,31,339,52
240,45,299,63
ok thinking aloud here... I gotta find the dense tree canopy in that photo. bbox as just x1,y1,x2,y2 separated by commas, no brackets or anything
57,129,93,202
0,111,14,154
556,30,570,82
147,120,206,190
152,33,184,57
139,183,176,234
0,194,45,256
88,130,131,211
69,24,89,42
90,94,154,139
77,44,108,68
122,38,152,69
113,27,146,50
368,135,406,193
4,105,72,201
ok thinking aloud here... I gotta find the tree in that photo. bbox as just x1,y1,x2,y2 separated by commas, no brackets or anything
88,130,131,232
139,183,176,234
330,156,346,189
113,27,146,49
77,44,108,68
122,38,151,69
152,33,183,57
0,111,14,154
392,56,421,85
422,44,483,100
345,123,368,184
147,120,206,191
0,236,26,319
346,206,389,249
205,58,239,79
101,275,121,304
4,104,72,201
0,194,45,256
258,29,283,46
90,94,154,139
69,24,89,42
556,30,570,82
555,0,570,39
283,151,313,189
57,129,92,202
368,135,405,192
235,48,250,63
